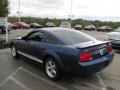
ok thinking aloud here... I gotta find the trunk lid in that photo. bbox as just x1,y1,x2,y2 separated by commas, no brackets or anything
74,40,110,60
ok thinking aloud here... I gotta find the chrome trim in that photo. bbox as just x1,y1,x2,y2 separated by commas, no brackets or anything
17,51,43,63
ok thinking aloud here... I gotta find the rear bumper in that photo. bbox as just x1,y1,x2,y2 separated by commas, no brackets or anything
63,53,114,74
77,58,113,74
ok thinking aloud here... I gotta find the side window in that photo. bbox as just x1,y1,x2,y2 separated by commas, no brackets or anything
27,32,44,41
45,34,58,44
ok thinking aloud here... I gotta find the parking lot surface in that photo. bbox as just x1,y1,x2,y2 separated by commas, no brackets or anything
0,30,120,90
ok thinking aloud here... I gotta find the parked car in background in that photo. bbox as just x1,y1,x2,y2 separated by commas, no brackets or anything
74,24,82,30
104,27,120,48
0,22,12,34
60,21,71,28
13,22,30,29
84,25,96,31
46,22,55,27
11,27,114,80
30,23,42,29
12,24,18,30
98,26,112,32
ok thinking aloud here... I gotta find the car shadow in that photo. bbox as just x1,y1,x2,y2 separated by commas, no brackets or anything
17,56,114,90
113,49,120,54
20,55,44,71
20,55,102,81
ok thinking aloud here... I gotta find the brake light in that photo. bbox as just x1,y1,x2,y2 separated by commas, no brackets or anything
80,51,92,62
107,43,112,53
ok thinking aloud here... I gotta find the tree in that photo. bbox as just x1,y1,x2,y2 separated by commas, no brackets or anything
0,0,10,17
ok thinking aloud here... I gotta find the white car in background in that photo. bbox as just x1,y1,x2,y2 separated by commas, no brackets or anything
104,27,120,48
60,21,71,28
46,22,55,27
74,24,82,30
84,25,96,31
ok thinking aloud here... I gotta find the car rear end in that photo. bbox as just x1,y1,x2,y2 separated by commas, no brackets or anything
74,41,114,74
50,29,114,74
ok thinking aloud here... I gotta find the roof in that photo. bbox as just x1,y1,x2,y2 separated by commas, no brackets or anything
85,25,96,29
46,22,55,26
75,24,82,27
99,26,112,29
35,27,70,33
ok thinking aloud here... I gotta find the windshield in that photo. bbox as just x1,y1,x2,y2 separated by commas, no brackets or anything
60,21,71,26
33,23,39,25
52,30,96,45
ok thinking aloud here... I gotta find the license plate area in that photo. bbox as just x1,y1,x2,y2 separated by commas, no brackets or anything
91,47,108,60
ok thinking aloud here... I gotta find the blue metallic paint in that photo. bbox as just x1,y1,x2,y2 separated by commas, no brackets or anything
11,29,114,75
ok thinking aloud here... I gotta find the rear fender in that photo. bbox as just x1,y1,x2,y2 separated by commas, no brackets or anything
42,50,63,70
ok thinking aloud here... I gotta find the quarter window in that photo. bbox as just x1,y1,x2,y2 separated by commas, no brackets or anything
45,34,58,44
27,32,44,41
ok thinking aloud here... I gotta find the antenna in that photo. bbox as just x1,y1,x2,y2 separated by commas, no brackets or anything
70,0,73,29
18,0,21,22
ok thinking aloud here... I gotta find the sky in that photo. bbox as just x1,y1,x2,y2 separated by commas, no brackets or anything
9,0,120,21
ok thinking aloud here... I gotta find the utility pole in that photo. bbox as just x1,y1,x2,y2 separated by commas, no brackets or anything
70,0,73,29
5,18,8,43
18,0,21,22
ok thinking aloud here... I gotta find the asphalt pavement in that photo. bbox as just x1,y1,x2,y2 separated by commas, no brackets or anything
0,30,120,90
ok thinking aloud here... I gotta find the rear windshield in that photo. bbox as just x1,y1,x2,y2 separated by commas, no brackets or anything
52,30,95,45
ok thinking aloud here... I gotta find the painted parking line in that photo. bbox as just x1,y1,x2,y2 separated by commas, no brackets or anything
9,77,30,90
72,78,102,90
20,67,68,90
21,67,107,90
0,66,108,90
0,66,22,87
96,75,107,90
70,84,88,90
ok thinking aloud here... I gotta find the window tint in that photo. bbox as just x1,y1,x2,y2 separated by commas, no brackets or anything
52,30,95,45
45,34,58,44
27,31,44,41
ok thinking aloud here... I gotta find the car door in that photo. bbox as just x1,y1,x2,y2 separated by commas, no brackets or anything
18,31,34,55
26,31,45,57
19,31,44,58
29,31,46,59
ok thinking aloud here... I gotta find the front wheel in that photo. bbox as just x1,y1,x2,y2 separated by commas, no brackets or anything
45,57,62,80
11,45,19,59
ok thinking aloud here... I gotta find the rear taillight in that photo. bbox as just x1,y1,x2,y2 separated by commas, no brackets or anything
107,43,112,53
80,51,92,62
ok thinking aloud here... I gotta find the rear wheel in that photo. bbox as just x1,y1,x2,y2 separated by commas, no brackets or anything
45,57,62,80
11,45,19,59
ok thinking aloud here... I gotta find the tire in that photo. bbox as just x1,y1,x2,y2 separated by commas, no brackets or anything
44,57,62,80
11,45,19,59
0,28,3,34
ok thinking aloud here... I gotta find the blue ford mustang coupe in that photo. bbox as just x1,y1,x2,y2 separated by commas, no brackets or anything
11,27,114,80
